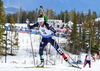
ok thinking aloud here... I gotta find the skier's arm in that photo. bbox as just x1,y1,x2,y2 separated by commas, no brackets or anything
45,23,56,34
92,56,96,61
85,57,86,60
28,22,39,29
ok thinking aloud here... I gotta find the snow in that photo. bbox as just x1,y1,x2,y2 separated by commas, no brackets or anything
95,17,100,21
0,61,100,71
0,32,100,71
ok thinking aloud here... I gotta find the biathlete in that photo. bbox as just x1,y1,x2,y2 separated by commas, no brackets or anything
83,51,95,68
28,14,68,67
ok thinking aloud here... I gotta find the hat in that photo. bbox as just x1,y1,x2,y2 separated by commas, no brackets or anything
88,51,90,55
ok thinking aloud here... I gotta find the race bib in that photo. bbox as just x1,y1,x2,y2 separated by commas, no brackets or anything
86,55,91,60
39,25,52,36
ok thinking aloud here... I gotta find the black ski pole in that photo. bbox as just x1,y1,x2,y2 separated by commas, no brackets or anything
54,39,81,68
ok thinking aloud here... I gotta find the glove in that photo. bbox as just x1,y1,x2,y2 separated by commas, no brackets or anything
52,36,56,40
27,24,30,29
54,33,56,36
26,19,29,24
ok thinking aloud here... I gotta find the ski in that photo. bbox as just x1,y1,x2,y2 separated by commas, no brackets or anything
70,65,82,69
15,66,49,68
67,61,82,69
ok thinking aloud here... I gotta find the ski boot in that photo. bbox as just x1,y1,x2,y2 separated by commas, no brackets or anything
64,57,68,62
89,65,91,68
64,57,74,67
37,59,44,67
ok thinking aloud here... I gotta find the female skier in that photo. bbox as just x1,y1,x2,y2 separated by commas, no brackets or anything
28,14,68,67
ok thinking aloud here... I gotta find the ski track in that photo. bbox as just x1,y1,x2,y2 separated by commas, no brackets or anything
0,61,100,71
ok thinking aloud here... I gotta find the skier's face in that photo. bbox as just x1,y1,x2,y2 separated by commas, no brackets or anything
39,21,44,26
38,17,44,26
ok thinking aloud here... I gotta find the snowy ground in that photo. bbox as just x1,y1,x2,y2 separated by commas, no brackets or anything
0,61,100,71
0,32,100,71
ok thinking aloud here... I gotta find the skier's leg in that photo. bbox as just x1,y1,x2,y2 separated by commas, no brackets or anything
83,61,87,67
89,61,91,68
38,38,48,67
48,38,68,61
39,38,48,58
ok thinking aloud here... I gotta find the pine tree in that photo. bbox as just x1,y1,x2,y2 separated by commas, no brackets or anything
21,11,27,23
56,14,61,20
87,9,92,21
57,11,63,22
77,11,80,24
0,0,7,55
6,13,12,23
97,21,100,50
91,11,97,53
65,10,69,23
87,9,96,54
13,26,19,50
81,11,85,23
13,13,17,23
64,10,69,28
93,21,100,53
19,7,23,23
32,10,36,22
8,15,19,55
92,11,97,20
68,9,81,54
81,21,88,52
27,11,36,23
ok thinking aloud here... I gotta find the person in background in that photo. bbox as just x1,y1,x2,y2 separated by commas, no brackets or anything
83,51,95,68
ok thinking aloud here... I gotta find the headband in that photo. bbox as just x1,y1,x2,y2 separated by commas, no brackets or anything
38,17,44,22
